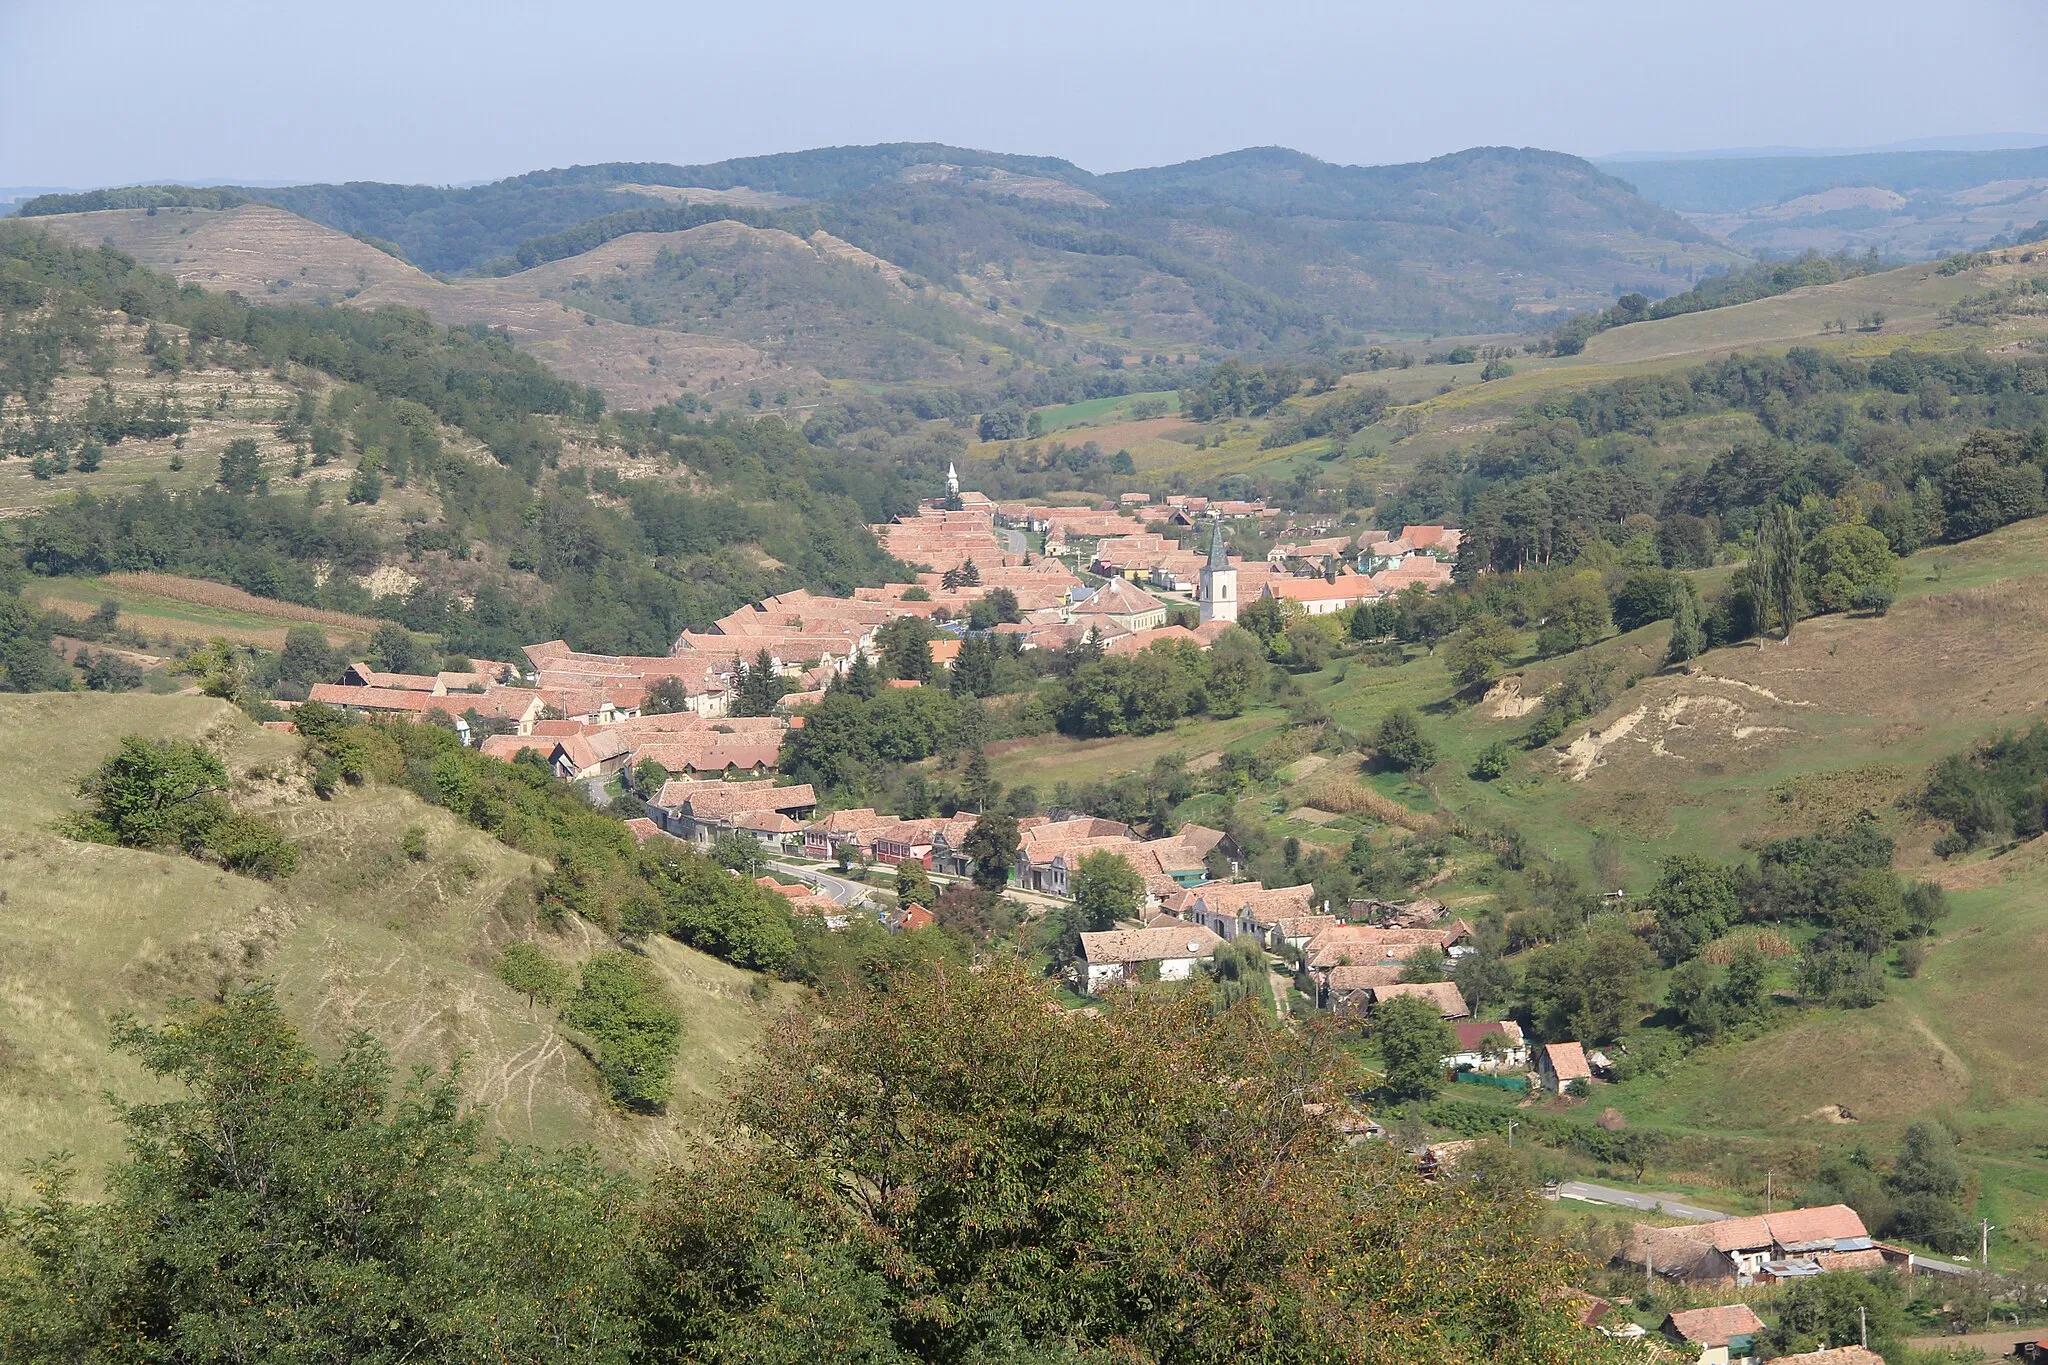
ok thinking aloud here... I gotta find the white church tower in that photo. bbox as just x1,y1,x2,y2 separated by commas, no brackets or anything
946,461,960,498
1197,523,1237,624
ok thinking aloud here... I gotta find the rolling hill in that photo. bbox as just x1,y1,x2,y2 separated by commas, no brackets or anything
1607,144,2048,258
19,143,1741,403
0,691,790,1197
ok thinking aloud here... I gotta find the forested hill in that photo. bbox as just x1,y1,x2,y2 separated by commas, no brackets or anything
1603,144,2048,258
21,143,1737,342
1606,144,2048,214
0,222,920,658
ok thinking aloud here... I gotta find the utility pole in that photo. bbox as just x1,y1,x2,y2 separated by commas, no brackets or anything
1859,1305,1867,1348
1765,1172,1773,1213
1983,1219,1993,1266
1506,1119,1518,1149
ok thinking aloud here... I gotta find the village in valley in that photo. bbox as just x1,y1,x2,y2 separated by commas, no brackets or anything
288,463,1941,1365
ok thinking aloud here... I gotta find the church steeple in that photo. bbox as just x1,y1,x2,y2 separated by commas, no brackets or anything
1198,521,1237,625
946,461,960,497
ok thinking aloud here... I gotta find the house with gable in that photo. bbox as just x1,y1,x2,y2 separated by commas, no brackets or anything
1079,925,1225,993
1662,1304,1766,1365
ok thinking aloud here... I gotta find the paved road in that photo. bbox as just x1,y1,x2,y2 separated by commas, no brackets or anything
1556,1181,1729,1222
767,861,870,907
1005,529,1027,554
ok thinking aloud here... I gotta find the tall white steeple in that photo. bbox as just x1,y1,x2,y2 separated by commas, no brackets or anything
946,461,960,497
1197,522,1237,624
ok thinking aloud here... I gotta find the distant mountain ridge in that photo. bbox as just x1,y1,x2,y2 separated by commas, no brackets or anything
17,142,1740,398
22,142,1727,337
1607,144,2048,213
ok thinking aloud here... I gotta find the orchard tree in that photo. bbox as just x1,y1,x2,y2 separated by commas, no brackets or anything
1373,708,1439,772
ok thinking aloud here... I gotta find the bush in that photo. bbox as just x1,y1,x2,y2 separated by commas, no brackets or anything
495,940,572,1007
70,736,298,878
1851,583,1895,615
1470,740,1515,781
562,950,683,1109
1373,708,1439,771
209,813,300,880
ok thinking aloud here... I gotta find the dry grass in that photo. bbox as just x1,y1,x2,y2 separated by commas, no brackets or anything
1698,929,1794,965
0,691,788,1197
29,206,811,408
1293,772,1441,833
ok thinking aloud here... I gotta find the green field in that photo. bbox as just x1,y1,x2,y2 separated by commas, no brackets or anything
25,575,378,650
985,515,2048,1265
1034,389,1183,433
0,692,790,1199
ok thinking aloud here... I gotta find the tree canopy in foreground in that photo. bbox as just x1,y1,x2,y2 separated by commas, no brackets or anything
642,962,1617,1364
2,968,1623,1363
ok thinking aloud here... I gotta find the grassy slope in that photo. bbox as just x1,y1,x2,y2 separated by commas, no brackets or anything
0,693,787,1199
985,519,2048,1258
24,575,379,650
1012,252,2048,487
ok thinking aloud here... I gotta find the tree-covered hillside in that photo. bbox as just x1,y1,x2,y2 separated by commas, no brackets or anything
0,223,920,656
23,143,1738,341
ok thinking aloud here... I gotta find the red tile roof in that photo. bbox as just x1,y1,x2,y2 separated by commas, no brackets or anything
1666,1303,1764,1347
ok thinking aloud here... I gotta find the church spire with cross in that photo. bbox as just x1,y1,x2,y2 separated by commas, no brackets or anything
1198,522,1237,624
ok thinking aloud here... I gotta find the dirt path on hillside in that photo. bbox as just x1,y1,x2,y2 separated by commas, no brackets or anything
1907,1013,1972,1089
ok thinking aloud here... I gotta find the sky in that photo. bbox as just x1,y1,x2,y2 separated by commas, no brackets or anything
3,0,2045,188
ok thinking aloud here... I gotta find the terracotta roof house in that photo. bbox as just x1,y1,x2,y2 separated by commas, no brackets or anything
1301,922,1471,973
1366,981,1469,1019
1444,1019,1528,1071
803,807,892,860
887,902,935,932
1067,577,1168,632
551,728,636,781
1614,1206,1872,1288
1546,1286,1615,1332
648,778,816,845
1663,1303,1765,1365
1318,962,1406,1012
1538,1042,1593,1092
310,683,547,742
1259,574,1380,615
1079,925,1224,993
1181,881,1316,944
479,734,556,763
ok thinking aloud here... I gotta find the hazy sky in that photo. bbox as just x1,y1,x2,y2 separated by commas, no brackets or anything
4,0,2044,187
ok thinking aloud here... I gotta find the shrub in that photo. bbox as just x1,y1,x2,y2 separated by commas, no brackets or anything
1373,708,1439,771
495,940,572,1007
209,813,300,880
562,950,683,1109
1470,741,1514,781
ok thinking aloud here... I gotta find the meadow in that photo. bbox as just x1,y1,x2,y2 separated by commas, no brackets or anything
0,692,792,1199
